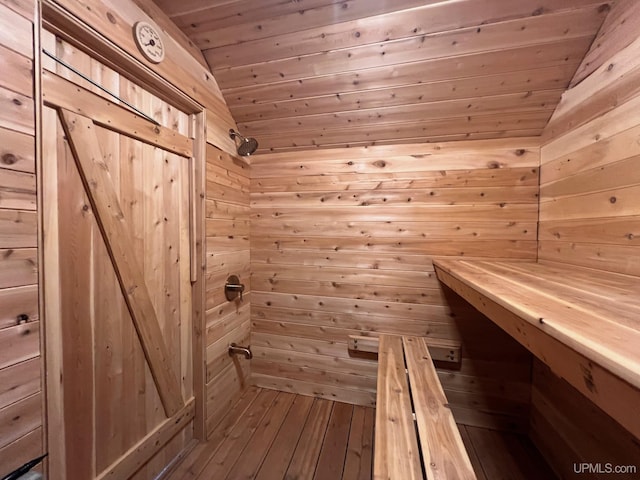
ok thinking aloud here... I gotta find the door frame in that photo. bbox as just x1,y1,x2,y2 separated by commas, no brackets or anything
37,2,208,477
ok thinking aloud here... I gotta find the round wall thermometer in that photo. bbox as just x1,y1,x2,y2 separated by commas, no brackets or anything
133,21,165,64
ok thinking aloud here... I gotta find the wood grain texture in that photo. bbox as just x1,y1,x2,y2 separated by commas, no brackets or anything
0,0,34,19
0,2,33,59
374,335,422,480
0,5,39,478
0,427,42,478
204,144,251,436
434,259,640,439
403,336,476,480
0,357,39,409
0,43,33,98
0,86,34,136
285,397,333,480
541,25,640,276
544,33,640,143
571,0,640,86
48,0,238,153
535,27,640,469
530,360,640,480
95,399,196,480
348,334,461,363
170,388,555,479
253,394,314,480
0,129,35,174
41,38,197,477
313,401,353,480
42,70,193,158
59,109,184,417
157,0,606,151
213,6,602,87
168,389,375,480
251,138,537,417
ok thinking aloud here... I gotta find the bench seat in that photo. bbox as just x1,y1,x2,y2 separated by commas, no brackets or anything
433,259,640,438
374,335,476,480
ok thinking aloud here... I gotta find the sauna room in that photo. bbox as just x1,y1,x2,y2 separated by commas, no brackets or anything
2,0,640,479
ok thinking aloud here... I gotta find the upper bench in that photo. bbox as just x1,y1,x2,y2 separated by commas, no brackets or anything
433,259,640,439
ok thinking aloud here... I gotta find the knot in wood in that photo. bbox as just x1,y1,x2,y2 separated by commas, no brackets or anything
2,153,17,165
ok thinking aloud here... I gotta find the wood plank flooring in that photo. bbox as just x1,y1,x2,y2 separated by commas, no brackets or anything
168,387,556,480
168,386,374,480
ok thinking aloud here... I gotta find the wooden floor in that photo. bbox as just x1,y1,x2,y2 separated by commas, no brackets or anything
169,386,374,480
168,387,556,480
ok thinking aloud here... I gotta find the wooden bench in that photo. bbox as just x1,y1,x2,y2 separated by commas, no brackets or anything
374,335,476,480
433,259,640,439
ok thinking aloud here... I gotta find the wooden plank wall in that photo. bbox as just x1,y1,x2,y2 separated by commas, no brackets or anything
570,0,640,87
204,145,251,435
540,4,640,276
250,139,538,431
535,3,640,476
0,1,43,477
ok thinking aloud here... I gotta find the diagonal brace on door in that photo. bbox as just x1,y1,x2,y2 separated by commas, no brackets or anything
58,108,184,417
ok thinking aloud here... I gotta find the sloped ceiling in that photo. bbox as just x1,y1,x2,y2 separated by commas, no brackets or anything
152,0,611,153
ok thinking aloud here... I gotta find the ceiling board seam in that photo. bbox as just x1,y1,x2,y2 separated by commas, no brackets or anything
226,64,581,112
207,5,605,72
218,38,593,94
237,89,566,129
195,0,609,52
251,110,555,137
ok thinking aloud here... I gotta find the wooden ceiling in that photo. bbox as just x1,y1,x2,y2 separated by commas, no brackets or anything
152,0,611,153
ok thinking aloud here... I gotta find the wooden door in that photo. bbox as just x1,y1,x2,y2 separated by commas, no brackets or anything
42,64,197,479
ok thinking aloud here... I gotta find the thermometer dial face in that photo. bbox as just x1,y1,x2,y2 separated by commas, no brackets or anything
134,21,165,64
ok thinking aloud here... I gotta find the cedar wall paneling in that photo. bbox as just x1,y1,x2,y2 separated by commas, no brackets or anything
570,0,640,87
204,145,251,435
535,6,640,477
540,17,640,276
0,1,42,477
250,139,538,431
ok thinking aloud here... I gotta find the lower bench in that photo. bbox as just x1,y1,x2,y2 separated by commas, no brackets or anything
374,335,476,480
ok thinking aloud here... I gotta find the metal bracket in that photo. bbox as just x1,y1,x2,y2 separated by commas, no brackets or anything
225,275,245,301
